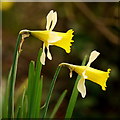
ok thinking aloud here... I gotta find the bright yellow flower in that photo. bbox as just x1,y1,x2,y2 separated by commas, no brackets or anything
59,50,111,98
0,1,14,11
19,10,74,65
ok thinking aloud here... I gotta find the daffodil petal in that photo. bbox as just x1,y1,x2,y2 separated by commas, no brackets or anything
82,71,88,79
49,11,57,31
82,50,100,79
48,31,62,43
87,50,100,67
60,63,111,91
46,10,57,31
40,43,46,65
69,69,73,78
46,10,54,30
47,45,52,60
77,77,86,98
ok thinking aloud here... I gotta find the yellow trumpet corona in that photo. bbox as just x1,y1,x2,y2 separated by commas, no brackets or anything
59,50,111,98
30,29,74,53
19,10,74,65
60,64,111,91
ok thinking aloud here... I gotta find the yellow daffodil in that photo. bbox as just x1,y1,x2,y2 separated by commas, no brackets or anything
19,10,74,65
0,1,14,11
59,50,111,98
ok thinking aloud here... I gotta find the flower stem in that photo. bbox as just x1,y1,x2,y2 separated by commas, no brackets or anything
65,55,88,118
42,66,61,118
8,34,22,118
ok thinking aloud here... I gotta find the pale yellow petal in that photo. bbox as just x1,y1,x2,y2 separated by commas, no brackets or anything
87,50,100,67
46,10,54,30
40,43,46,65
49,12,57,31
77,77,86,98
47,45,52,60
48,31,62,43
46,10,57,31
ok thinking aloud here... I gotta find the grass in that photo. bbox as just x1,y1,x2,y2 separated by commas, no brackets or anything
42,66,61,118
2,34,88,119
65,55,88,118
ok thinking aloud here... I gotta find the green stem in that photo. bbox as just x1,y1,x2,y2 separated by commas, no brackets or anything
42,66,61,118
65,55,88,118
8,34,22,118
27,49,43,118
50,90,67,118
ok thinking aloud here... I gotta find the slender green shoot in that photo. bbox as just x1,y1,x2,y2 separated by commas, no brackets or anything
16,107,21,119
65,55,88,118
16,88,26,118
2,67,12,118
7,34,22,118
42,66,62,118
50,90,67,118
27,61,35,118
27,48,43,118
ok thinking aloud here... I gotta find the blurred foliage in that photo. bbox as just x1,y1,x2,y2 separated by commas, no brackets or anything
2,2,120,118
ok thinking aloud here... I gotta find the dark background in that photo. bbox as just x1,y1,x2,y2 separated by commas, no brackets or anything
2,2,119,118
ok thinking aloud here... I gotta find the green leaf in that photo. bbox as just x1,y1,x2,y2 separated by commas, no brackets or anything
27,61,35,118
16,106,21,119
2,67,12,118
20,89,26,118
22,95,28,118
50,90,67,118
7,34,22,118
42,66,61,118
16,88,26,118
34,76,43,118
27,48,43,118
65,55,88,118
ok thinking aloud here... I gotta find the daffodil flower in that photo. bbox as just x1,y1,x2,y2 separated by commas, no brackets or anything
19,10,74,65
59,50,111,98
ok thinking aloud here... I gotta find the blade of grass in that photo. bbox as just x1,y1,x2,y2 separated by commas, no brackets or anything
27,48,43,118
8,34,22,118
2,67,12,118
34,75,43,118
16,88,26,118
14,79,28,118
20,88,26,118
14,79,28,104
31,49,42,118
50,90,67,118
65,55,88,118
16,106,21,119
22,95,28,118
42,66,61,118
27,61,35,118
16,94,27,118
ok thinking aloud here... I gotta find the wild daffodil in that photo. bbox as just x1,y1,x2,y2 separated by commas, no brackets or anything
19,10,74,65
59,50,111,98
